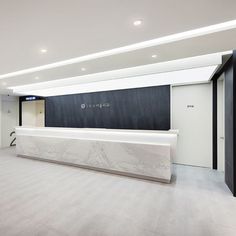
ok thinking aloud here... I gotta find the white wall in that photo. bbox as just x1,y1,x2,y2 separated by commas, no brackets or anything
171,83,212,168
0,95,2,148
22,101,37,126
36,101,45,127
0,95,19,148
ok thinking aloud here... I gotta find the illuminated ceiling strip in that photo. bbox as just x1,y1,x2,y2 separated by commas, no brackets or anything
13,66,218,97
1,19,236,80
9,52,223,92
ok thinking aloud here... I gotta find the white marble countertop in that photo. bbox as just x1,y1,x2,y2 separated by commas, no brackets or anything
15,127,178,146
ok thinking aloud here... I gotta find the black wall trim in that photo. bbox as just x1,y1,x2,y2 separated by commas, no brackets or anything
211,56,232,81
45,85,171,130
19,99,22,126
233,51,236,197
212,78,217,169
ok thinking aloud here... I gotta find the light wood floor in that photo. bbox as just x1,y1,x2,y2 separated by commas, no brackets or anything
0,147,236,236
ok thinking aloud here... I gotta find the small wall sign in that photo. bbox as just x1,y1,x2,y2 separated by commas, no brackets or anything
187,105,195,108
25,96,36,101
80,103,111,109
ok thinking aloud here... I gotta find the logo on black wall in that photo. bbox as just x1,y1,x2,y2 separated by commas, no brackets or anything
80,103,110,109
81,104,86,109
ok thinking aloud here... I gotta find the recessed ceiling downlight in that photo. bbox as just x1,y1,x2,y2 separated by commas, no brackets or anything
133,20,143,26
81,67,86,71
40,48,48,54
151,54,157,58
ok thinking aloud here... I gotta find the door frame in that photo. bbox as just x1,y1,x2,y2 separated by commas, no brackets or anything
211,50,236,196
19,96,45,126
171,82,213,167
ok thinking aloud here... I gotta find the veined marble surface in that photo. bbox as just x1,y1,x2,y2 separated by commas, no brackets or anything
16,127,178,159
16,127,177,182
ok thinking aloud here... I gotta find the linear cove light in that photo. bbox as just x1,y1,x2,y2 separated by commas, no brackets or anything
9,53,223,93
12,66,218,97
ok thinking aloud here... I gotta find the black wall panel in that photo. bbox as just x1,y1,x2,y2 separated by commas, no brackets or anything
224,52,236,196
45,85,170,130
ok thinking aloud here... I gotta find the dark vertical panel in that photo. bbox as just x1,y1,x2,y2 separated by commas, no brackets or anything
225,51,236,196
212,78,217,169
19,98,22,126
234,51,236,197
45,85,170,130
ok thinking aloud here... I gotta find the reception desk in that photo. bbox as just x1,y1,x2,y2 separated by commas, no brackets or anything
15,127,178,183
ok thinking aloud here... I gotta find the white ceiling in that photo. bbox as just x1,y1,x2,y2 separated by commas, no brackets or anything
0,0,236,93
2,28,236,88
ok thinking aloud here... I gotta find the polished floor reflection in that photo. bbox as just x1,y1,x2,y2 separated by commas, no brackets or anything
0,148,236,236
